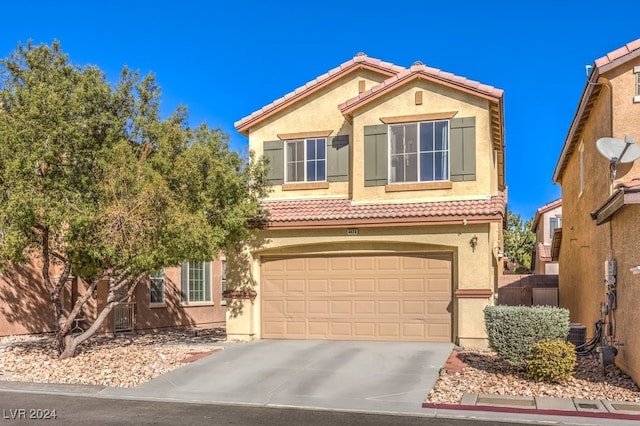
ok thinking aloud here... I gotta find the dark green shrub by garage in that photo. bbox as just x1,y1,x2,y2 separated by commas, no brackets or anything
483,305,570,368
526,339,576,383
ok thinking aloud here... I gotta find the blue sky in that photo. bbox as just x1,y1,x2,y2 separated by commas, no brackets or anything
2,1,639,220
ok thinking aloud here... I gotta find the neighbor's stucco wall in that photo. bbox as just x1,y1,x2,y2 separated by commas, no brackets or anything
558,79,611,340
96,261,227,334
0,259,68,336
558,56,640,385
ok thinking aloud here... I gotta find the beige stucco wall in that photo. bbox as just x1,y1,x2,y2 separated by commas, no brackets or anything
350,79,496,202
236,222,503,347
248,69,388,200
247,69,500,203
558,57,640,384
235,63,504,347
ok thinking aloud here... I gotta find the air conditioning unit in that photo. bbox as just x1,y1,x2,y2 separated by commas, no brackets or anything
567,323,587,348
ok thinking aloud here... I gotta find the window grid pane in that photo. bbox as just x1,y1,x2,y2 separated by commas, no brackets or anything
305,138,326,182
221,260,227,293
418,120,449,182
189,262,205,302
286,140,305,182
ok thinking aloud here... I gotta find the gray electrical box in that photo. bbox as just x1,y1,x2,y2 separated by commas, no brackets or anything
605,259,617,285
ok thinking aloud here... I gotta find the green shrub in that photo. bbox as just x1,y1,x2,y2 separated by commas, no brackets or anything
484,305,570,367
526,339,576,383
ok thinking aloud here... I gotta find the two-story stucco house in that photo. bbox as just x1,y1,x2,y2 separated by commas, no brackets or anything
553,38,640,384
531,198,562,275
231,53,506,347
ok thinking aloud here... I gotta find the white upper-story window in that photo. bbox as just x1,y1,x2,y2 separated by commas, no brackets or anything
389,120,449,183
285,138,326,182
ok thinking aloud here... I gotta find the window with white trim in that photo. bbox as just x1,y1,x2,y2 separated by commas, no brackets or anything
285,138,326,182
149,268,165,304
181,261,212,303
549,216,561,238
221,260,227,293
389,120,449,183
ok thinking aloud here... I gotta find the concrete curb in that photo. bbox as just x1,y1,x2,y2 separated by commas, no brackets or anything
423,401,640,422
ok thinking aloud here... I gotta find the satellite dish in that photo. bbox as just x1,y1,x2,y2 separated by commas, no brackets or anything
596,136,640,163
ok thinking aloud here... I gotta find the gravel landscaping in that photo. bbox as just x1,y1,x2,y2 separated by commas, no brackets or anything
0,328,226,388
427,349,640,404
2,331,639,405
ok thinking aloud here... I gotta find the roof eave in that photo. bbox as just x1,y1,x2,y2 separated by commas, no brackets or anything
235,62,399,135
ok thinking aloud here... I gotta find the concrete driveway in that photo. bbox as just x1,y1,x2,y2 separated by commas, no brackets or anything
103,339,453,415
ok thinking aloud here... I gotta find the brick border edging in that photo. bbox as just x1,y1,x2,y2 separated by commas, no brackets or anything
422,402,640,421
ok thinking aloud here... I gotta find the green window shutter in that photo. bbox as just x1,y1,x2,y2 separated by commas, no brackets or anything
263,140,284,185
450,117,476,182
327,135,349,182
204,262,212,302
180,262,189,302
364,125,388,187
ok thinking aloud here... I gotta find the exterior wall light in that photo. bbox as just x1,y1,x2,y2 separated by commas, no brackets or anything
470,235,478,252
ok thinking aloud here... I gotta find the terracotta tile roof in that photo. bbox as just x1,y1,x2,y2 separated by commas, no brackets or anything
234,53,405,134
594,38,640,70
339,63,503,114
262,194,505,228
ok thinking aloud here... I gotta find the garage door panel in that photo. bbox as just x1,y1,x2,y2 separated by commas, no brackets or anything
331,300,351,314
285,279,305,293
261,254,452,342
308,279,329,293
354,279,375,293
428,278,451,293
308,300,329,314
286,322,306,337
330,279,351,292
379,279,400,292
331,322,352,336
377,256,401,270
402,278,426,292
308,321,329,337
286,300,305,314
354,322,375,337
379,300,400,314
353,257,374,271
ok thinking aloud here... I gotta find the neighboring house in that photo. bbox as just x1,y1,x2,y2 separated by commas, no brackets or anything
553,38,640,384
231,53,506,347
0,260,227,336
531,198,562,275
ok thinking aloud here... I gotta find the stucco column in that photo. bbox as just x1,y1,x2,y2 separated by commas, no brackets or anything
224,295,256,341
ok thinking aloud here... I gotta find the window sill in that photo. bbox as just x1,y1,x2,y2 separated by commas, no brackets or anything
180,302,214,307
634,95,640,103
385,181,453,192
282,182,330,191
149,302,166,309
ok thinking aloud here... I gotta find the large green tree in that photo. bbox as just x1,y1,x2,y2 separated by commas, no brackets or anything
0,41,267,358
503,210,535,273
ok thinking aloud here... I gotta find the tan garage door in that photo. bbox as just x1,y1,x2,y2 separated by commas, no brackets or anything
261,254,452,342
